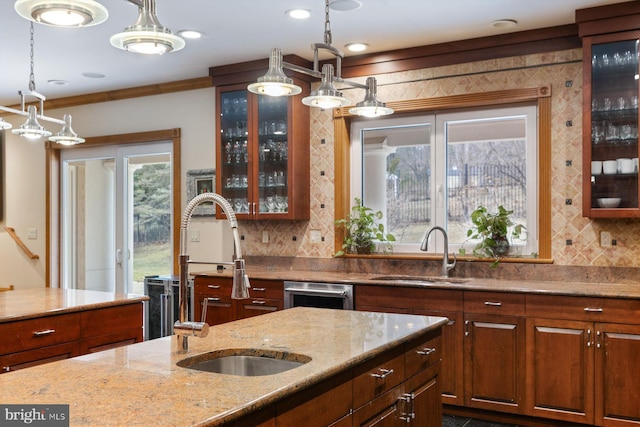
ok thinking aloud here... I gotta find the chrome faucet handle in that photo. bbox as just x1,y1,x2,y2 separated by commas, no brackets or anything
174,320,209,338
447,252,457,272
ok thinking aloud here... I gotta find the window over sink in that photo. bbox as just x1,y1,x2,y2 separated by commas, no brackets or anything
333,87,552,262
350,104,538,257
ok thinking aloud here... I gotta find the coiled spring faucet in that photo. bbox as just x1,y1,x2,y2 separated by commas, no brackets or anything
174,193,251,352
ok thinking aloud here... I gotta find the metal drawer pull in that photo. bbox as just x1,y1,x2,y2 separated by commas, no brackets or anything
371,368,394,379
33,329,56,337
484,301,502,306
205,297,221,303
207,285,221,289
584,307,603,313
252,288,267,292
252,300,266,305
587,329,592,347
416,347,436,356
3,367,10,372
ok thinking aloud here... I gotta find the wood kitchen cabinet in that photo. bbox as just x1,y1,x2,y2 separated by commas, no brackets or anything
194,276,236,326
577,4,640,218
357,286,528,415
194,275,284,326
526,294,640,426
356,285,464,406
215,81,310,220
0,303,143,373
463,292,526,414
236,279,284,320
351,331,443,427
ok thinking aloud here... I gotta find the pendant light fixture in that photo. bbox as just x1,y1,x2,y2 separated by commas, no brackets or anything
0,22,85,145
248,0,393,117
348,77,394,117
14,0,108,27
110,0,185,55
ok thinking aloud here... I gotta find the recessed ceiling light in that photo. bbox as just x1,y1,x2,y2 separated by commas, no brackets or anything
329,0,362,11
48,79,68,86
346,42,368,52
491,19,518,29
82,72,105,79
286,9,311,19
178,29,203,39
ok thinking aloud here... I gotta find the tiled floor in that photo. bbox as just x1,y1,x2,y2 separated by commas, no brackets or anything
443,414,520,427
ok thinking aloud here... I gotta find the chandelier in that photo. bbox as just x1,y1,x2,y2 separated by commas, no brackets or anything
0,22,84,145
248,0,393,117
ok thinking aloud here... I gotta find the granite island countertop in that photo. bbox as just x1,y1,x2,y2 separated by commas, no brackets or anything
0,288,148,324
0,307,447,426
194,267,640,299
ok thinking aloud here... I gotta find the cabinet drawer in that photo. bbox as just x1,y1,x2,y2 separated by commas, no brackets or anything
352,346,405,409
237,299,283,319
464,291,525,316
248,280,284,300
1,342,81,373
356,285,463,312
526,294,640,323
0,313,81,355
194,277,233,295
81,303,143,338
80,328,143,354
405,332,441,379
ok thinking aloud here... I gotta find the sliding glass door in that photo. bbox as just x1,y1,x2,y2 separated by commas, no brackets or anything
60,142,173,295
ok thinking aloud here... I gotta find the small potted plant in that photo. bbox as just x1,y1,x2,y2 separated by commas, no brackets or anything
465,205,525,266
335,197,395,256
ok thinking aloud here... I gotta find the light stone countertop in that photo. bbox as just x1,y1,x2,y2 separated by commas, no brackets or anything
195,268,640,299
0,307,447,426
0,288,148,324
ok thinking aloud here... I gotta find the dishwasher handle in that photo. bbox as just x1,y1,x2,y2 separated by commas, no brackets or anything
284,287,349,298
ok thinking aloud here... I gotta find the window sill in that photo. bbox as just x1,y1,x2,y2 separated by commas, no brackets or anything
335,253,553,265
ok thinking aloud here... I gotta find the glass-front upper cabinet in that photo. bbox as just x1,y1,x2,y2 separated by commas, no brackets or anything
583,33,640,218
216,83,310,220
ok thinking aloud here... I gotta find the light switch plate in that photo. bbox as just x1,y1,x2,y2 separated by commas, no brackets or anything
27,228,37,239
262,231,270,243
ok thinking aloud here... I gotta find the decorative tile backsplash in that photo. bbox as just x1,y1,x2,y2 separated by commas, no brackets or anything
239,48,640,268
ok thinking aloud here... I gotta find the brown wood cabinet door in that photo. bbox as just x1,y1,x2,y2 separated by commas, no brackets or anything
412,309,463,406
464,313,525,414
198,297,235,326
595,322,640,426
526,317,594,424
405,364,442,427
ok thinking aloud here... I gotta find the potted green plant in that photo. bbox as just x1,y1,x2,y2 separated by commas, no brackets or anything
465,205,525,266
335,198,395,256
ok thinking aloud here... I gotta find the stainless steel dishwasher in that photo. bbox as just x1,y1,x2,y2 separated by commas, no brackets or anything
283,281,353,310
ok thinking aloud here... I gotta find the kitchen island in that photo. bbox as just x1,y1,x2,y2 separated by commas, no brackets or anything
0,288,147,373
0,307,447,426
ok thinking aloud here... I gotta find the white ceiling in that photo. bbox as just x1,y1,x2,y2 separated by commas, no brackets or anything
0,0,628,105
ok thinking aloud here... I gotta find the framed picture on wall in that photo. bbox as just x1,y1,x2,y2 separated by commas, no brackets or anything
186,169,215,216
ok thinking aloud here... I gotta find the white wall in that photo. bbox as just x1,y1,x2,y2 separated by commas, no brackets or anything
0,87,233,289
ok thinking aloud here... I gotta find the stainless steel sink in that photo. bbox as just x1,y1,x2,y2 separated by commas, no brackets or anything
370,275,472,284
177,349,311,376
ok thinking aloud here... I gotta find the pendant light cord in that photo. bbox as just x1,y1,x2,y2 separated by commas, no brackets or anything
28,22,36,92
